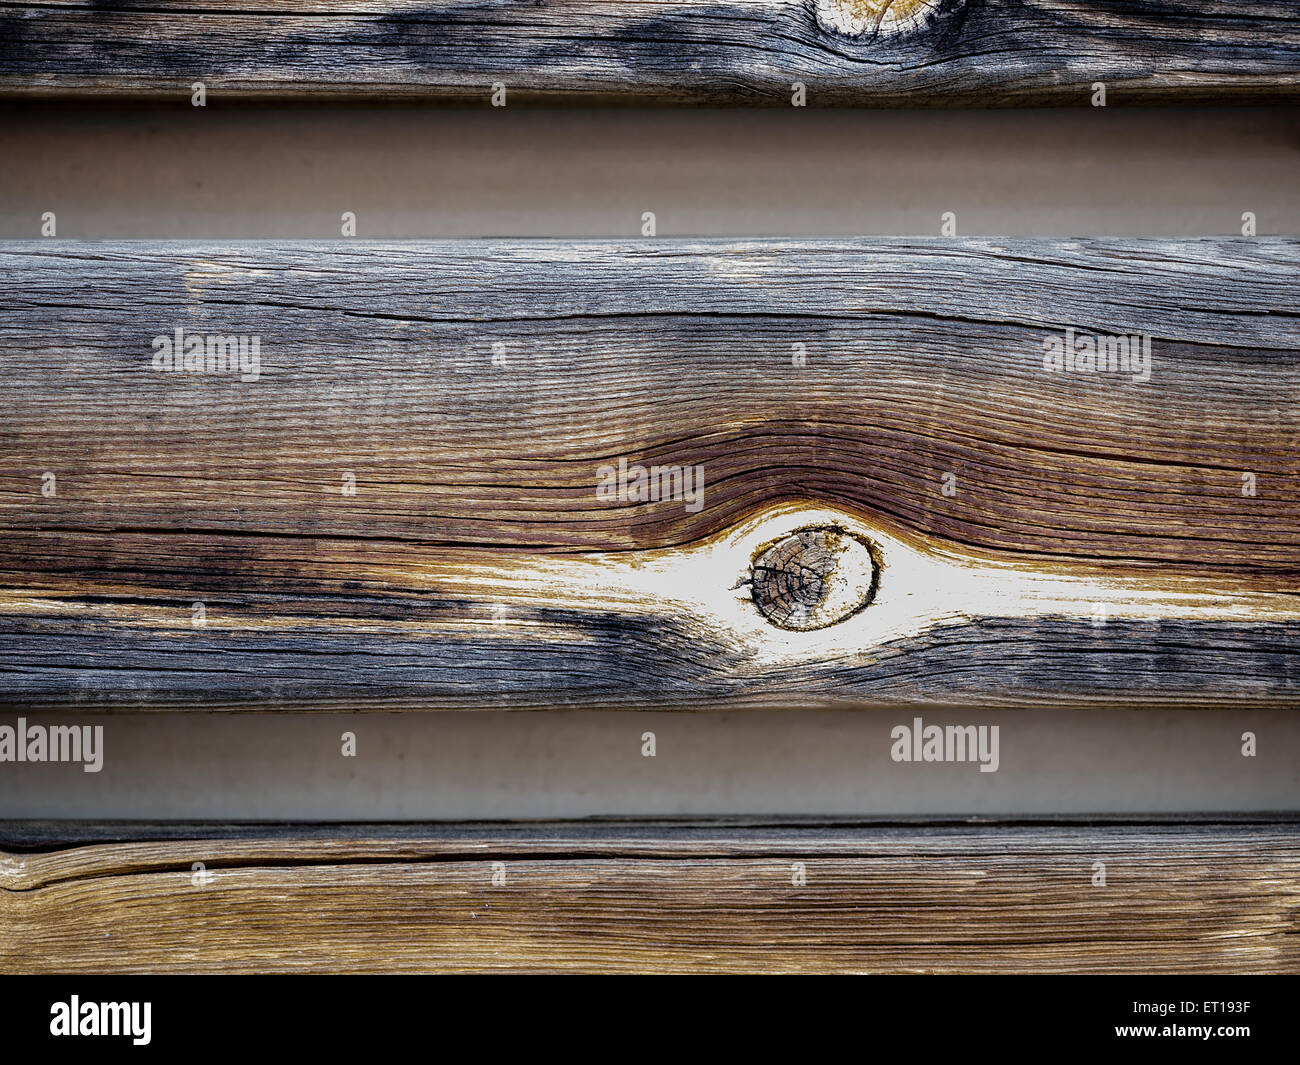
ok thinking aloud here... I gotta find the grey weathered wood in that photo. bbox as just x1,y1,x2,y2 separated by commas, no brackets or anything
0,1,1297,105
0,238,1297,710
3,819,1297,973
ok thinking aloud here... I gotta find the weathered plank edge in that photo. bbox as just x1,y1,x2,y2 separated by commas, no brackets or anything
6,814,1300,849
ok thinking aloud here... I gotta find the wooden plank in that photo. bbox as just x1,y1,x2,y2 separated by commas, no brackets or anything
1,1,1298,104
2,820,1297,973
1,238,1297,710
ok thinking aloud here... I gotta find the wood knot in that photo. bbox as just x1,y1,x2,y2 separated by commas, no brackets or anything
815,0,946,38
749,526,878,631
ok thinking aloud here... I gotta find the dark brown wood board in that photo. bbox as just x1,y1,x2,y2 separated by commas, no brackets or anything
1,238,1297,710
2,819,1297,973
0,1,1298,105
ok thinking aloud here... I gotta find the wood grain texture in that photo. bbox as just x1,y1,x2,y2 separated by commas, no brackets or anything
0,1,1298,104
1,238,1297,710
2,820,1297,973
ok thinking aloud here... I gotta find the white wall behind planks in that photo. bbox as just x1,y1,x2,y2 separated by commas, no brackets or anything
0,105,1296,238
0,710,1296,819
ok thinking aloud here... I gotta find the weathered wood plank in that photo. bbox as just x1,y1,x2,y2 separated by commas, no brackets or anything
0,1,1298,104
1,238,1297,709
3,820,1297,973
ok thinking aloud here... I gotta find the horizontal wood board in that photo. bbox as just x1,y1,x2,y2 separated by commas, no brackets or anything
1,1,1299,104
0,238,1297,710
2,819,1297,972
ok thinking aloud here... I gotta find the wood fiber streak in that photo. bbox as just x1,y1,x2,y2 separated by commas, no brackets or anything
0,1,1297,104
2,822,1297,973
0,239,1296,709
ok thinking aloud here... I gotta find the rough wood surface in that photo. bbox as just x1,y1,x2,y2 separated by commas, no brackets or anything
2,820,1297,973
0,1,1298,104
1,238,1297,710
